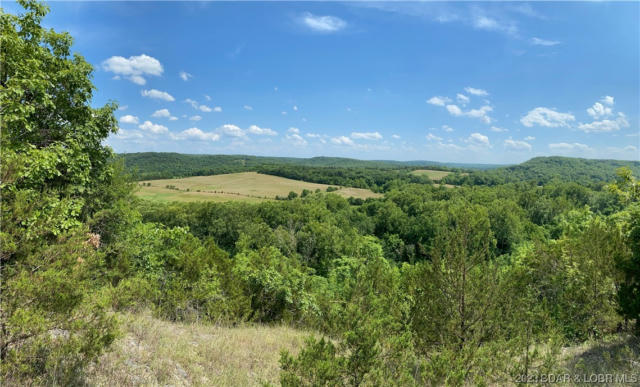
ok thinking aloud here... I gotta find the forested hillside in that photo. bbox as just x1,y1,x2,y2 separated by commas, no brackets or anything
123,152,640,191
2,2,639,386
444,156,640,187
120,152,461,180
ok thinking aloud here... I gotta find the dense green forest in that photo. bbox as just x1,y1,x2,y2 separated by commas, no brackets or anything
443,156,640,187
2,2,640,385
255,165,436,192
119,152,464,180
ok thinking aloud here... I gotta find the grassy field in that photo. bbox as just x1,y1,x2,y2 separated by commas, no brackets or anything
410,169,453,181
86,312,314,386
135,172,382,203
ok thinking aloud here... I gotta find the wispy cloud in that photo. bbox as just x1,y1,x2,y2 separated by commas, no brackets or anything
299,12,347,33
286,132,308,146
549,142,591,152
351,131,382,140
426,133,443,142
504,139,531,151
141,89,175,102
531,37,560,46
360,2,523,37
331,136,355,146
173,127,220,141
464,87,489,96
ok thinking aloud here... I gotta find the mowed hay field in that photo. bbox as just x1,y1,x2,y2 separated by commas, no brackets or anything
410,169,453,181
410,169,465,189
136,172,382,203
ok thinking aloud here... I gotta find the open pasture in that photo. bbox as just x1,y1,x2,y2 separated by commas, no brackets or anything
136,172,382,202
410,169,453,181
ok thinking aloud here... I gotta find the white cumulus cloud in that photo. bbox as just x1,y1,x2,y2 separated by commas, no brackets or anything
151,109,171,118
447,104,493,123
141,89,175,102
587,102,613,119
138,120,168,134
578,113,629,133
520,107,575,128
174,127,220,141
467,132,491,147
601,96,614,106
119,115,139,124
102,54,163,85
219,124,245,138
580,97,628,133
248,125,277,136
427,96,452,106
331,136,355,146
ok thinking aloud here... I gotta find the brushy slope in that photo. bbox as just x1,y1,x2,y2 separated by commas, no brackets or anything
86,312,313,386
86,312,639,387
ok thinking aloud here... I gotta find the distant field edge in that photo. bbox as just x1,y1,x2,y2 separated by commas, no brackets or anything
135,171,383,203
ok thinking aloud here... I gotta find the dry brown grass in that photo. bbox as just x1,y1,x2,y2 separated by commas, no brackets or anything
136,172,382,203
86,312,313,386
557,334,640,386
410,169,453,181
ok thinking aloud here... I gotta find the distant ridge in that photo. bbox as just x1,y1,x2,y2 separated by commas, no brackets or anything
119,152,501,178
443,156,640,186
119,152,638,186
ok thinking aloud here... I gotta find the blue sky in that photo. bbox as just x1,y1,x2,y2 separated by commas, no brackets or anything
7,1,639,163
